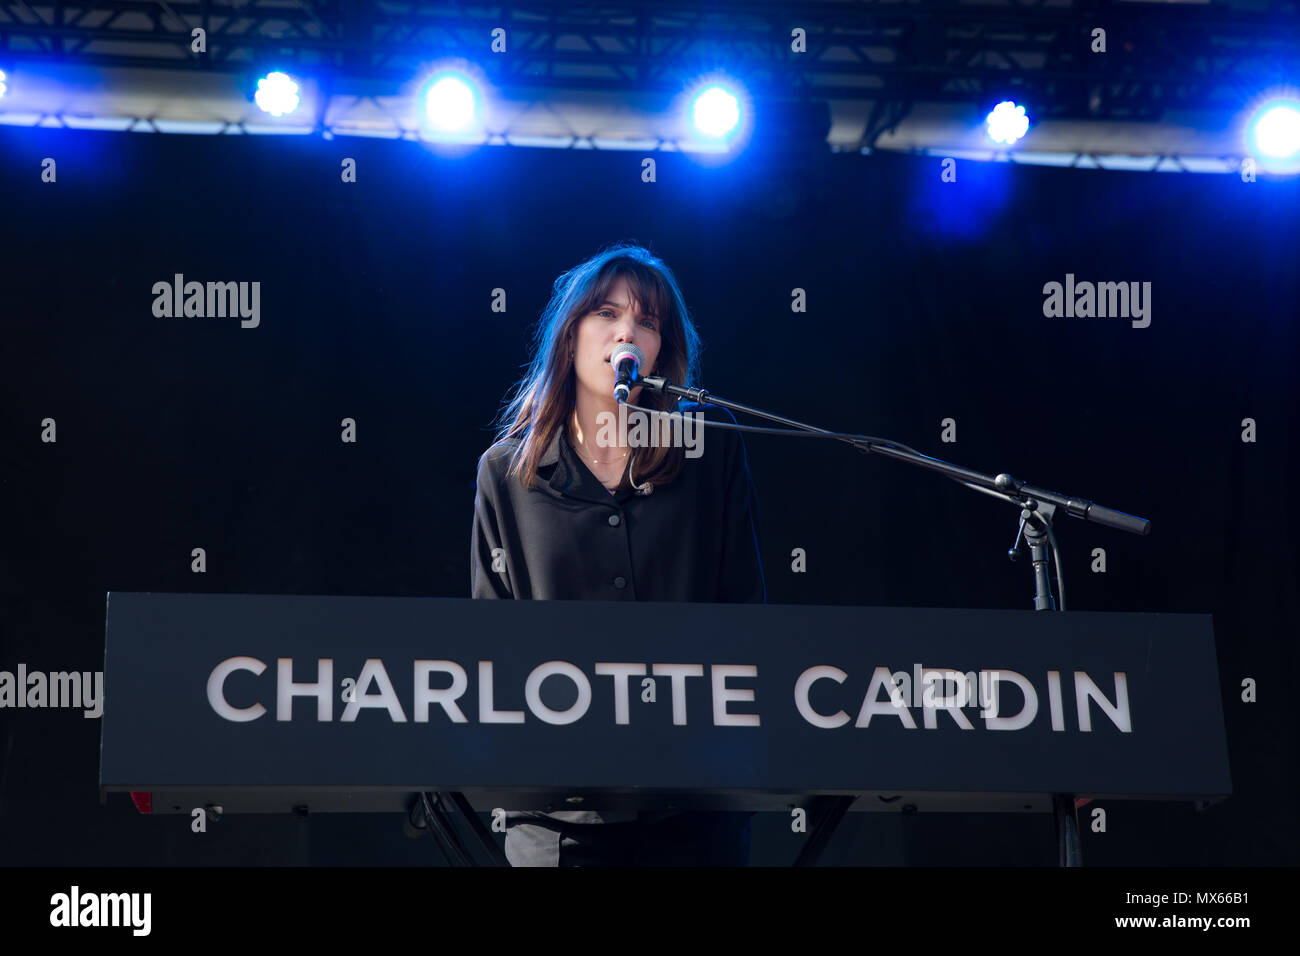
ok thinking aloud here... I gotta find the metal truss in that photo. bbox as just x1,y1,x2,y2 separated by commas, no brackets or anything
1,0,1298,127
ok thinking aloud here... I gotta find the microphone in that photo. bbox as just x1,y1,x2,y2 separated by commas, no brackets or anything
610,343,644,403
627,372,710,405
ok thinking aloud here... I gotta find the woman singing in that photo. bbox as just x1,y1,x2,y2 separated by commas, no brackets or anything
470,242,765,866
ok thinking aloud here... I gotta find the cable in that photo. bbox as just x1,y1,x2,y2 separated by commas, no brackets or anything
619,399,924,453
624,400,1030,505
1044,521,1067,612
622,398,1069,609
419,791,473,866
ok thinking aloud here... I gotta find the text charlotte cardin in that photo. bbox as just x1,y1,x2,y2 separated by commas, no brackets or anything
206,657,1132,732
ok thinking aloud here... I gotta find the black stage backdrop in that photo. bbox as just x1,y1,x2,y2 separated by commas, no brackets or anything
1,126,1296,866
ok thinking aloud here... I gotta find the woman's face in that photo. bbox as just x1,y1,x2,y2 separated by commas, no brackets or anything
571,274,662,406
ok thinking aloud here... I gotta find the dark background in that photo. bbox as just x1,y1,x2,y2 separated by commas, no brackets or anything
1,126,1296,865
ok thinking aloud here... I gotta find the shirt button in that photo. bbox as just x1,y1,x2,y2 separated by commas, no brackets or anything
614,576,627,589
608,514,621,527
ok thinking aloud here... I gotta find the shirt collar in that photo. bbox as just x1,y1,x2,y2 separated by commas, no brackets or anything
537,422,645,502
539,426,563,468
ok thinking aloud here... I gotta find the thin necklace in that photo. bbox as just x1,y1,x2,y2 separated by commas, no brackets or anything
570,415,628,466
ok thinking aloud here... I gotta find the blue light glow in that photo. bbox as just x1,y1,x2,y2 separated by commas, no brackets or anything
1249,102,1300,160
254,72,300,117
986,101,1029,145
424,74,479,131
691,86,741,138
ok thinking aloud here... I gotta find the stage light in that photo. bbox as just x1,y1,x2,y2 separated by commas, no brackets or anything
0,70,7,99
691,85,741,138
675,75,753,160
986,101,1030,145
1249,101,1300,160
423,73,479,132
254,71,300,117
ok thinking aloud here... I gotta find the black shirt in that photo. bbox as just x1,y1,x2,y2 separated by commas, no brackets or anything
469,402,765,863
470,403,765,603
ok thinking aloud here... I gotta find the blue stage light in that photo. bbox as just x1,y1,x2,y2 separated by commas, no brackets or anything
1249,101,1300,161
691,86,741,138
0,69,7,99
424,73,479,131
986,100,1029,145
254,71,300,117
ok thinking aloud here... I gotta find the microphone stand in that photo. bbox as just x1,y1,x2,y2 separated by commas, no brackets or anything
635,374,1151,868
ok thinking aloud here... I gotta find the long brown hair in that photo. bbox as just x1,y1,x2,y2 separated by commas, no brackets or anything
491,242,703,489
